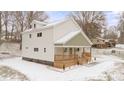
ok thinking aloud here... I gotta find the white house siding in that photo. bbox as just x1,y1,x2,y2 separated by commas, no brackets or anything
22,27,54,62
31,21,46,29
54,19,80,42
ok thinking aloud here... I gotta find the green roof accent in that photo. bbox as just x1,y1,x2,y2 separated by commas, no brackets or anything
65,32,91,46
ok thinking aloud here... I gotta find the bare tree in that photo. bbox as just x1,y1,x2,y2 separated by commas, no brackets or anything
0,12,2,41
2,11,10,40
13,11,48,49
72,11,106,39
26,11,48,29
0,11,48,49
9,12,16,40
117,12,124,43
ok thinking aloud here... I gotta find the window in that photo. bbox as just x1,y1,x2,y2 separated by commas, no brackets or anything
77,48,80,52
34,24,36,28
37,32,42,37
29,34,32,38
44,48,46,53
69,48,72,55
64,48,67,52
34,48,39,52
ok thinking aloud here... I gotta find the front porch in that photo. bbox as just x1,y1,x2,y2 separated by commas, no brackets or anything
54,47,92,69
54,31,92,69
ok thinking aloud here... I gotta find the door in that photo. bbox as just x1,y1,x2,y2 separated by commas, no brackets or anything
69,48,72,55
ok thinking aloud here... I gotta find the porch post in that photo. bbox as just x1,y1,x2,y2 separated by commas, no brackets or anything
90,47,92,54
74,48,77,64
62,47,64,59
74,48,76,58
83,47,85,54
90,47,92,62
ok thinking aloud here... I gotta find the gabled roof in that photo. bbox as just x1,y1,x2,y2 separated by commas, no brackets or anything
54,31,80,44
22,18,93,46
54,30,93,46
22,18,79,34
32,20,48,25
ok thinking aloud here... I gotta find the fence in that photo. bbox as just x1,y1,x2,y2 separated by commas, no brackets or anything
92,48,124,59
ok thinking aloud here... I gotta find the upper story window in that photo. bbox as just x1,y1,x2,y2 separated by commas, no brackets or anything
44,48,46,53
29,34,32,38
34,24,36,28
37,32,42,37
34,48,39,52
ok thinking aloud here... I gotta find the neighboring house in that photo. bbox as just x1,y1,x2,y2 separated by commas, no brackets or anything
22,18,92,69
92,37,116,48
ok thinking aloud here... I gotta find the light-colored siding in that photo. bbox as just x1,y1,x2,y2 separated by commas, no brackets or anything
31,21,45,29
65,33,91,46
22,18,92,63
54,19,80,42
22,27,54,62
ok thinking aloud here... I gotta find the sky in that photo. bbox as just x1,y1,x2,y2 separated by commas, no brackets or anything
47,11,121,28
47,11,70,21
105,11,121,27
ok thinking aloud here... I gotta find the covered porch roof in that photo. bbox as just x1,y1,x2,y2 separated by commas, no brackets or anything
54,30,92,47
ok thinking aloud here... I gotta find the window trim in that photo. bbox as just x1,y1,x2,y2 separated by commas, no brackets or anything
34,24,36,28
44,48,46,53
37,32,42,37
77,48,80,52
34,48,39,52
64,48,67,52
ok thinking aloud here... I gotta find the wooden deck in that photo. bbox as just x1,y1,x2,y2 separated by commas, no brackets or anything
78,52,91,65
54,53,92,69
54,55,78,69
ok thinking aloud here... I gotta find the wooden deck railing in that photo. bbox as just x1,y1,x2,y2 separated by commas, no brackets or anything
54,53,92,69
78,52,91,65
54,55,78,69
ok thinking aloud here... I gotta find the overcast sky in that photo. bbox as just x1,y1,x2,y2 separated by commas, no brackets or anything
47,11,121,28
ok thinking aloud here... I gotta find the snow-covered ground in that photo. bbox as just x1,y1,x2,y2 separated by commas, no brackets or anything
0,65,29,81
0,42,21,56
0,42,124,81
116,44,124,49
0,55,124,81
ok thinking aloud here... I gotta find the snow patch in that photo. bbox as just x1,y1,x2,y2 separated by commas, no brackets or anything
0,54,123,81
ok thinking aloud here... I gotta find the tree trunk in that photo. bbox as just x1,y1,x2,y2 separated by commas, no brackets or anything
20,23,23,50
11,24,14,40
5,23,8,40
28,11,33,28
0,13,1,41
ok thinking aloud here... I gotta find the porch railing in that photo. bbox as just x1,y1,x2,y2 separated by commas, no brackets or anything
54,55,78,69
54,52,92,69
